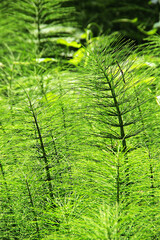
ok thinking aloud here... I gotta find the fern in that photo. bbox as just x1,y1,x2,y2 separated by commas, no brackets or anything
25,176,41,239
1,4,160,236
0,0,76,60
65,34,160,239
0,46,80,238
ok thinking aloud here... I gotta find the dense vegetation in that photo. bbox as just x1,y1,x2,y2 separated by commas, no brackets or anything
0,1,160,239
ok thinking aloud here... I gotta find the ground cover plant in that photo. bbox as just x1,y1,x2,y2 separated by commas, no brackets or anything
1,1,160,239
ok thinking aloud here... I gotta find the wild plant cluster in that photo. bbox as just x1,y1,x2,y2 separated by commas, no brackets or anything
0,1,160,239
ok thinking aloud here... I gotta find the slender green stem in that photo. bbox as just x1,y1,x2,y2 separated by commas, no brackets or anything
99,62,130,193
27,95,56,209
100,66,127,151
116,157,120,205
25,177,40,239
35,0,42,54
59,82,69,152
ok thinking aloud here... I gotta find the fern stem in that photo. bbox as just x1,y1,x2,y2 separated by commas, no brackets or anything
27,96,56,209
100,67,127,151
51,132,59,163
99,62,130,196
59,82,69,152
116,157,120,205
25,177,40,239
35,0,42,54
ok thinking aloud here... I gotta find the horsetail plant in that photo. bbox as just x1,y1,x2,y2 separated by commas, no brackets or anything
78,34,154,205
26,92,57,209
25,176,41,239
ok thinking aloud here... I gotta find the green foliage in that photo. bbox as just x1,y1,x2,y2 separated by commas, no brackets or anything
75,0,160,43
0,0,77,61
1,1,160,238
